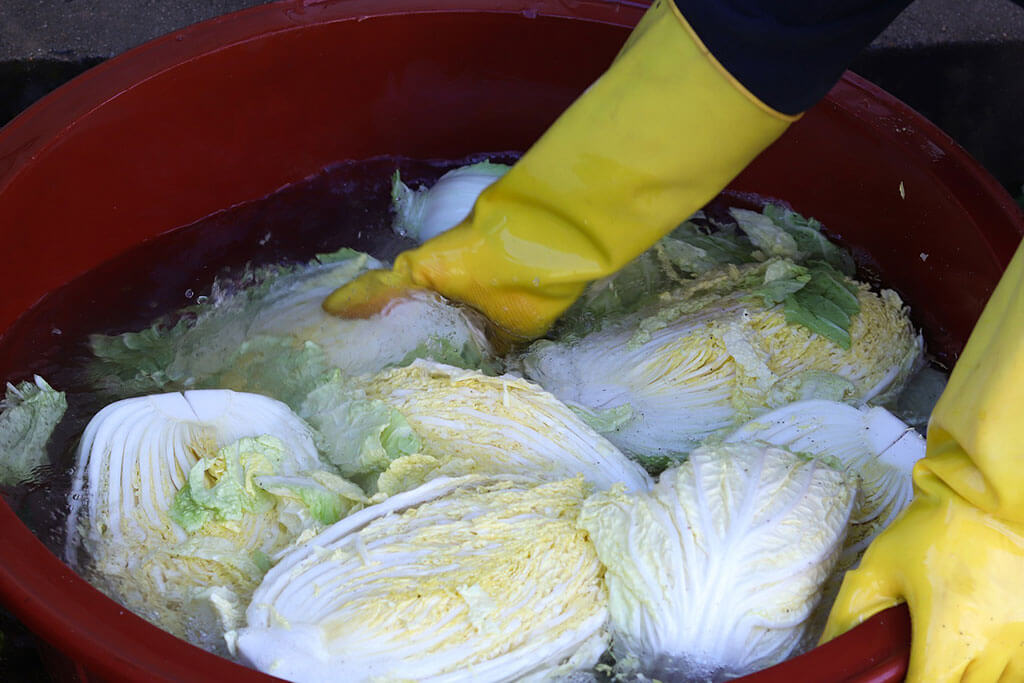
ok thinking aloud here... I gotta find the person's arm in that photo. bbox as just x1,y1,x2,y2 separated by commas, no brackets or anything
677,0,909,116
693,4,1024,680
324,0,912,339
323,0,912,338
822,243,1024,681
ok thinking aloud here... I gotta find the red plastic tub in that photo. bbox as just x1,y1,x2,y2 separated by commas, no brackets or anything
0,0,1020,680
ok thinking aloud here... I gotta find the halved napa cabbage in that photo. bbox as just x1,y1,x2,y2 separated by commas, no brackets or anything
65,389,364,651
721,400,925,649
362,360,651,494
88,248,496,399
236,475,608,682
578,442,857,681
723,399,924,565
522,260,922,468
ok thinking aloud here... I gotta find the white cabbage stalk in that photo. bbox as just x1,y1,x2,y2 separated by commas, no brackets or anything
363,360,651,493
723,400,924,564
64,390,330,645
236,475,609,682
249,263,492,376
392,161,510,242
523,277,922,464
578,442,857,681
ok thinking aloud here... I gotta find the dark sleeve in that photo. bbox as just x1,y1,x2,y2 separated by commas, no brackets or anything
674,0,913,114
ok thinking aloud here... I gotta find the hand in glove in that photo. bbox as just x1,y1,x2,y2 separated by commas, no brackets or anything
323,0,795,339
823,243,1024,682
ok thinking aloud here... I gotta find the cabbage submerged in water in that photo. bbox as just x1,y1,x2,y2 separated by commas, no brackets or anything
236,475,609,682
64,389,368,650
391,161,510,242
521,257,923,468
578,442,857,681
362,360,651,495
0,376,66,486
87,248,496,399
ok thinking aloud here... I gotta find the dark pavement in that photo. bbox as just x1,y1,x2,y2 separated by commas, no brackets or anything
1,0,1023,60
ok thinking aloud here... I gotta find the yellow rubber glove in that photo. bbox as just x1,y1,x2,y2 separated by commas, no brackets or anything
323,0,796,339
822,241,1024,682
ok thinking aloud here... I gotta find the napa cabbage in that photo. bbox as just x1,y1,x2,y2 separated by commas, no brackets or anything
522,259,923,467
362,360,651,494
87,247,495,399
578,442,856,681
296,370,421,484
64,389,367,651
391,161,510,242
245,258,494,375
723,399,924,565
180,340,424,487
721,401,924,649
236,475,609,682
0,376,66,486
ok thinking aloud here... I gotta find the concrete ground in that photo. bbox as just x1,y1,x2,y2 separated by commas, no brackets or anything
1,0,1023,60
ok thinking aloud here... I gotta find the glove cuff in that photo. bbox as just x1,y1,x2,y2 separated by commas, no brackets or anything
656,0,801,122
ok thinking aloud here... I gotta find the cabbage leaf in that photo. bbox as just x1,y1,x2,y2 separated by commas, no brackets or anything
64,390,366,651
297,371,421,483
392,161,510,242
363,360,651,494
0,376,67,486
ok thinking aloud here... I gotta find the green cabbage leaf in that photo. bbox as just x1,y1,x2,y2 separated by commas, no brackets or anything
0,376,67,485
522,260,923,468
